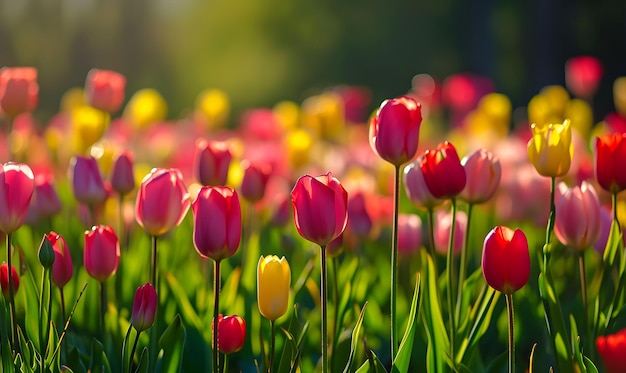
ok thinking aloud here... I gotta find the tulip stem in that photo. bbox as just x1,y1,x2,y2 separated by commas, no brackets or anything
455,203,473,324
59,287,66,325
269,319,276,373
544,177,556,273
150,235,158,295
506,293,515,373
6,233,16,350
213,259,222,373
390,165,400,360
612,192,620,232
331,256,340,367
99,281,107,342
320,245,328,373
129,330,141,373
426,208,439,271
578,253,591,353
446,198,458,362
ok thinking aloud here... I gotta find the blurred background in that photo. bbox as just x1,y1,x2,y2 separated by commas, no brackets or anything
1,0,625,124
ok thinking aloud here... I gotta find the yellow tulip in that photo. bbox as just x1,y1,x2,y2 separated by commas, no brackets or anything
195,89,230,130
123,88,167,129
71,105,110,154
257,255,291,321
527,119,573,177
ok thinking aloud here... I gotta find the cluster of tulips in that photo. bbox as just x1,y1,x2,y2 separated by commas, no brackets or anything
1,55,626,373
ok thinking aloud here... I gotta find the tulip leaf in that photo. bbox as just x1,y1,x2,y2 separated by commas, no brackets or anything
538,273,571,372
583,356,599,373
569,315,586,373
156,314,186,373
528,343,537,373
21,268,41,351
278,305,310,373
162,273,204,335
355,348,389,373
421,251,450,373
456,285,499,364
88,338,112,373
134,347,150,373
391,273,420,373
342,302,367,373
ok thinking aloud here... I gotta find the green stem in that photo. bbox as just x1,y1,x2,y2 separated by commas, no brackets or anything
213,259,222,373
59,288,66,324
39,267,47,353
118,194,127,251
390,165,400,359
99,281,107,341
331,256,339,368
129,330,141,373
506,293,515,373
544,177,556,274
149,235,159,366
612,192,620,232
6,233,16,350
150,235,158,293
455,203,473,324
426,208,439,271
269,319,276,373
320,245,328,373
579,253,591,354
447,198,458,362
45,268,53,356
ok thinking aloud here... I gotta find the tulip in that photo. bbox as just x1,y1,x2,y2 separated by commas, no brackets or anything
192,186,241,261
595,133,626,194
84,225,120,282
460,148,501,204
369,96,422,166
291,172,348,247
239,160,272,203
302,92,345,140
71,105,110,154
0,67,38,117
123,88,167,128
596,328,626,373
257,255,291,320
419,141,466,199
594,206,613,254
110,151,135,195
131,283,157,332
84,69,126,113
69,155,107,206
527,120,573,178
482,226,530,294
434,210,467,256
403,157,444,210
193,139,232,186
0,262,19,298
346,191,373,238
195,89,230,129
397,214,422,257
46,232,73,289
135,168,190,237
213,314,246,354
565,56,603,99
0,162,35,234
27,174,62,224
554,181,602,251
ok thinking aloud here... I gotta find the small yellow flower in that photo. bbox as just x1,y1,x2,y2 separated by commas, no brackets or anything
527,119,573,177
123,88,167,129
195,89,230,130
257,255,291,321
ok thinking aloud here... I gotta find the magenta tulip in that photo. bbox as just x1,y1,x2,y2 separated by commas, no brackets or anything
193,139,232,186
69,155,107,206
434,210,467,256
131,283,157,332
84,225,120,282
110,151,135,195
239,160,272,203
0,162,35,234
27,174,62,224
47,232,73,289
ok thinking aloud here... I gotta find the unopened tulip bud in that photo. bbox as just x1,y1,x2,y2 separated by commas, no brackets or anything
84,225,120,282
0,262,19,298
0,162,35,234
38,234,55,269
110,151,135,195
131,283,157,332
527,120,573,178
420,141,466,199
240,160,272,203
460,148,501,204
257,255,291,320
213,314,246,354
596,327,626,373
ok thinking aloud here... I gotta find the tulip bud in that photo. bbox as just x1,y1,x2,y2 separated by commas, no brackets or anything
110,151,135,195
397,214,422,257
554,181,602,251
193,139,232,187
420,141,466,199
0,262,19,298
596,328,626,373
213,314,246,354
131,283,157,332
0,67,39,117
403,157,444,210
481,226,530,294
239,160,272,203
47,232,73,289
69,155,107,206
460,148,501,204
594,133,626,194
84,69,126,113
38,234,56,269
527,120,573,178
257,255,291,320
84,225,120,282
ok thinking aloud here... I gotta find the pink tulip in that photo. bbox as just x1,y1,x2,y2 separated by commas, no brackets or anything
84,69,126,113
110,151,135,195
434,210,467,256
420,141,467,199
347,191,373,238
240,160,272,203
131,283,157,332
135,168,190,237
0,262,19,298
0,67,38,117
47,232,73,289
27,174,62,224
193,139,232,186
369,96,422,166
69,155,107,206
460,148,501,204
594,206,613,254
403,156,444,210
192,186,241,261
554,181,602,251
0,162,35,234
291,172,348,247
397,214,422,257
84,225,120,282
565,56,603,99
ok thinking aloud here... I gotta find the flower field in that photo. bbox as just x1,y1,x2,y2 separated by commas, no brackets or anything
1,57,626,373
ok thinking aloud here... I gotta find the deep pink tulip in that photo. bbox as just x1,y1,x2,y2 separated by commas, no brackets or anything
47,232,73,289
420,141,466,199
110,151,135,195
135,168,190,237
403,156,444,210
84,225,120,282
0,262,19,298
369,96,422,166
240,160,272,203
565,56,603,99
27,174,62,224
482,226,530,294
291,172,348,247
213,314,246,354
347,191,373,238
193,139,232,186
554,181,602,251
397,214,422,257
460,148,501,204
0,162,35,234
0,67,38,117
434,210,467,256
69,155,107,206
192,186,241,261
131,283,157,332
84,69,126,113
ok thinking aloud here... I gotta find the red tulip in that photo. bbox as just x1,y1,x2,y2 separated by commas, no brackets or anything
554,181,602,251
565,56,603,99
240,160,272,203
47,232,73,289
403,156,444,210
192,186,241,261
213,314,246,354
135,168,190,237
460,148,501,204
594,133,626,194
596,327,626,373
69,155,107,206
110,151,135,195
131,283,157,332
291,172,348,247
0,162,35,234
369,96,422,166
0,262,19,298
0,67,38,117
84,69,126,113
481,226,530,294
84,225,120,282
420,141,466,199
193,139,232,186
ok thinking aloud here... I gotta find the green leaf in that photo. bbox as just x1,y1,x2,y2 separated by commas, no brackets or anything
88,338,112,373
538,273,572,372
392,273,421,373
583,355,599,373
21,268,41,351
569,315,586,373
342,302,368,373
529,343,537,373
456,285,499,364
134,347,150,373
421,251,450,373
156,314,186,373
356,349,389,373
162,273,204,335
